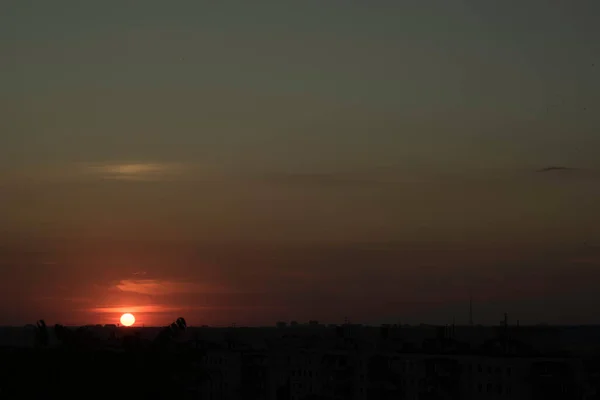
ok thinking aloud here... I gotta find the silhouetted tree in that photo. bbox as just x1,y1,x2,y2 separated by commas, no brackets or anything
176,317,187,330
153,316,187,348
34,320,49,348
147,317,198,397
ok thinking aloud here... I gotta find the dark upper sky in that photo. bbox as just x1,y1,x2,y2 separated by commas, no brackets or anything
1,1,599,326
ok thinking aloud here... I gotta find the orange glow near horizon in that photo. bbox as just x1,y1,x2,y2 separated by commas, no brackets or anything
120,313,136,327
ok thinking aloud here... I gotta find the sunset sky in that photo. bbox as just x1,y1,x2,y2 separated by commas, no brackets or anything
1,1,599,326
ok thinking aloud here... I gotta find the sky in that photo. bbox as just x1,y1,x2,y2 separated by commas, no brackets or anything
1,1,599,327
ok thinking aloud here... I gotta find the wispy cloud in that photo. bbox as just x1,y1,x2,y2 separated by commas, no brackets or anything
115,279,229,295
534,166,600,181
81,162,187,181
0,161,195,184
537,166,576,172
260,170,428,188
88,304,198,314
87,304,251,314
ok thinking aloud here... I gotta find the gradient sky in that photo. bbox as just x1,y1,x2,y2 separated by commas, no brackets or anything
1,1,599,327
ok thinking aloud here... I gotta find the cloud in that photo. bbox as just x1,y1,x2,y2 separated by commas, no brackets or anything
262,172,380,187
81,162,187,181
534,166,600,181
87,304,255,314
260,170,427,188
88,304,201,314
0,161,196,184
537,166,576,172
115,279,228,295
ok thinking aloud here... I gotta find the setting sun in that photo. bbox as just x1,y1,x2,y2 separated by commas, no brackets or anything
120,313,135,327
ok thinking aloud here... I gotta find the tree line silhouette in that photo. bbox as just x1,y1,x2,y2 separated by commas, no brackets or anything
0,317,208,398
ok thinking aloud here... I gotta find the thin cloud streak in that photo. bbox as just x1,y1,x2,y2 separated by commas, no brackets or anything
88,305,201,314
537,166,576,172
87,304,262,314
256,166,448,189
260,172,423,188
0,161,192,184
5,162,599,189
259,166,600,188
81,162,188,181
534,166,600,181
115,279,230,295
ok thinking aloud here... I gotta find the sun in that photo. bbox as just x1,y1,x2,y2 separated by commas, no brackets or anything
120,313,136,327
